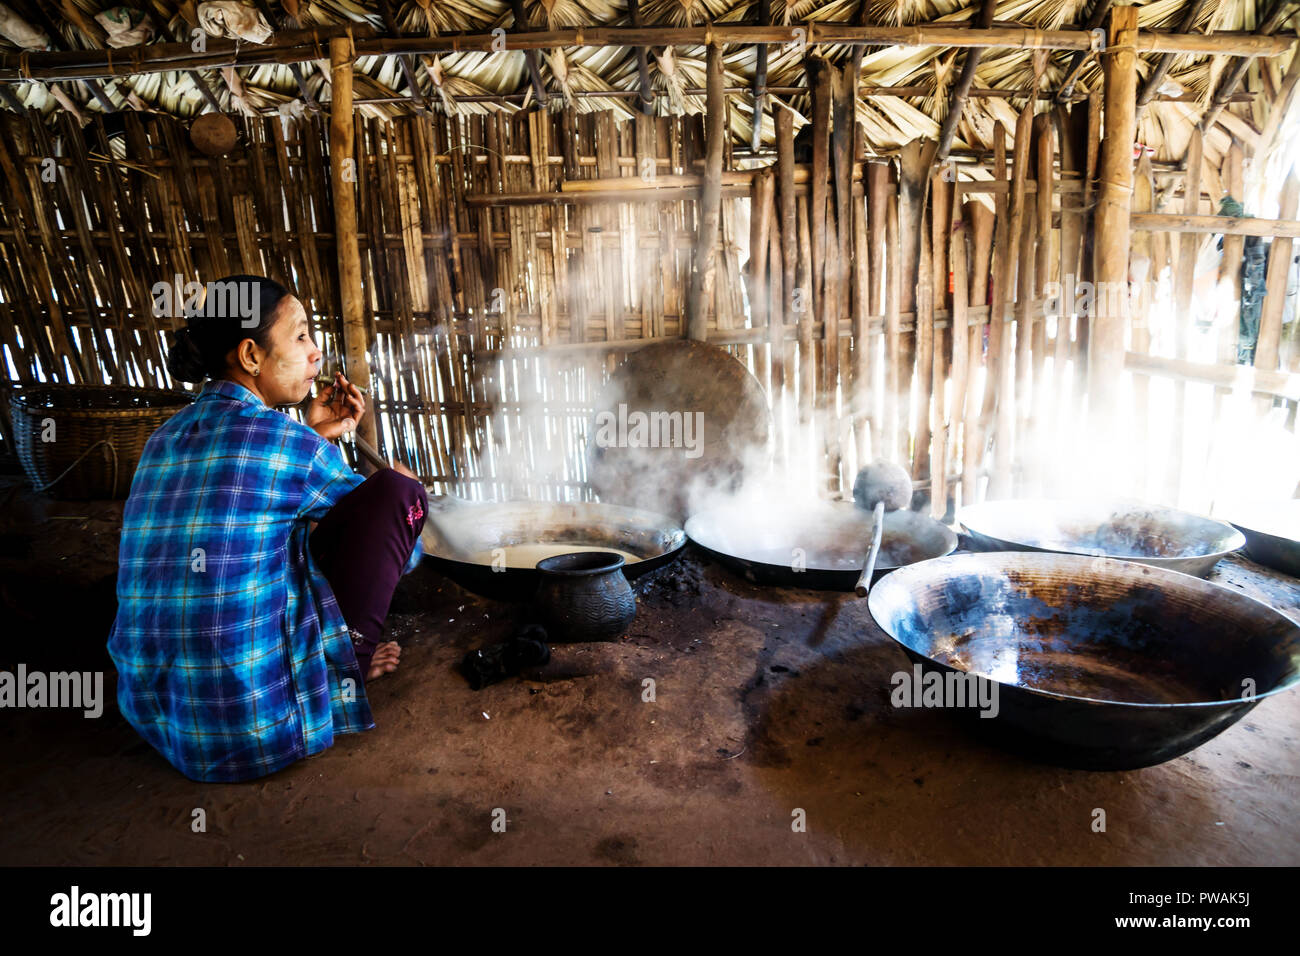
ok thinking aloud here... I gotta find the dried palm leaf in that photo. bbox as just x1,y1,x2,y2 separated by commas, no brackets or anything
424,55,518,115
654,45,691,116
544,47,635,118
402,0,502,34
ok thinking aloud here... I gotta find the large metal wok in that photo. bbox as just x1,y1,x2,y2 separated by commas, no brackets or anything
1220,501,1300,578
685,499,957,590
868,552,1300,770
958,498,1245,578
420,498,685,601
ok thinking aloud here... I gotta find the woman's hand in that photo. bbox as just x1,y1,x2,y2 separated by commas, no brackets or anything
306,371,366,441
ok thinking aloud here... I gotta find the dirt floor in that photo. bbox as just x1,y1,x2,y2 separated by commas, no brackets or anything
1,474,1298,866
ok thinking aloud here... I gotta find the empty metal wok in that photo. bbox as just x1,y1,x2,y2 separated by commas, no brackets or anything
685,499,958,590
868,552,1300,771
1220,501,1300,578
958,498,1245,578
419,498,686,601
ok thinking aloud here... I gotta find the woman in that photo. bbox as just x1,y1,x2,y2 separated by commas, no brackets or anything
107,275,428,783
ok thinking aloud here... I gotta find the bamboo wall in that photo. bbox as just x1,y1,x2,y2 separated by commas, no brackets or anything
0,103,1296,514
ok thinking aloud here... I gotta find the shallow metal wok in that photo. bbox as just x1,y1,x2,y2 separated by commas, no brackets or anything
1220,501,1300,578
958,498,1245,578
867,552,1300,770
420,498,685,601
685,500,958,590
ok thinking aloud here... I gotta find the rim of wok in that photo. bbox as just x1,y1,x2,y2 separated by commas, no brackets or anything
684,501,958,575
866,552,1300,709
1219,500,1300,545
422,498,687,565
957,497,1246,565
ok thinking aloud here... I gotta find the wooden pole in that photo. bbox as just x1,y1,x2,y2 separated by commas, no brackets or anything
947,218,969,514
1256,170,1300,372
329,35,377,454
1217,142,1246,366
991,100,1033,499
1130,151,1156,499
1168,126,1203,504
627,0,655,115
897,140,929,467
935,0,998,162
885,189,901,463
687,42,725,342
1137,0,1212,110
1089,5,1138,437
751,0,772,152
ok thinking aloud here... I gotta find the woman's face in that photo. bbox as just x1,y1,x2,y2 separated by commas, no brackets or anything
252,296,323,406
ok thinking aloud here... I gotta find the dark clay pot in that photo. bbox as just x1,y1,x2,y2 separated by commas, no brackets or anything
534,552,637,643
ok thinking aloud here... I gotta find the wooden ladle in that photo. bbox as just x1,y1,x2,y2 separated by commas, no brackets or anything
852,460,913,597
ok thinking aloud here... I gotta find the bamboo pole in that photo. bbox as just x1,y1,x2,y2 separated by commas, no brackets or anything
1028,111,1054,495
897,140,929,468
1089,5,1138,439
852,168,873,467
330,35,377,453
1056,0,1113,102
686,42,725,342
1129,212,1300,237
1012,183,1036,497
962,201,989,506
1137,0,1212,110
947,217,969,515
1168,126,1203,505
1217,142,1246,366
885,189,901,464
2,24,1288,83
977,123,1009,497
916,198,935,498
935,0,998,163
750,167,775,389
776,107,798,340
1256,170,1300,373
1130,152,1156,499
991,98,1033,499
1125,351,1300,401
808,57,831,331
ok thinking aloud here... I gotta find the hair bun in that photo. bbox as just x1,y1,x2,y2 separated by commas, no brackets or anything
166,325,208,383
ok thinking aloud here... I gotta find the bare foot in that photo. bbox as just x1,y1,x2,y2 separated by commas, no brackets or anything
366,641,401,682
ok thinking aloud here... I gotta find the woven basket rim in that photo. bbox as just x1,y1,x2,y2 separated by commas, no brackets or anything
9,384,195,416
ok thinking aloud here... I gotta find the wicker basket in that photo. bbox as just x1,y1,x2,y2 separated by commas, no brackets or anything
9,385,194,500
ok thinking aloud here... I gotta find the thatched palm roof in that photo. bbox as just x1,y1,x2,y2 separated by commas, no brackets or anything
0,0,1292,167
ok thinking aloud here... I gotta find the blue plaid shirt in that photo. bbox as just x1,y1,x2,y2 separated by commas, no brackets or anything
107,378,418,782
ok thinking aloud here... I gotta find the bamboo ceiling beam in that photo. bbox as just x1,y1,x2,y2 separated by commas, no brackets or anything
936,0,998,163
248,0,319,112
627,0,654,116
751,0,772,153
22,2,116,113
1057,1,1112,103
509,0,549,108
1199,0,1295,133
308,85,1249,113
374,0,425,113
0,24,1289,84
1137,0,1211,109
